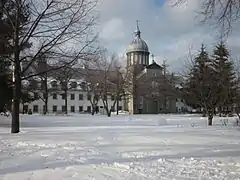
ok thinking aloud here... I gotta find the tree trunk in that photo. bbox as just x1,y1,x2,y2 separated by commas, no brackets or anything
43,99,48,115
91,104,95,115
208,112,213,126
116,97,119,115
107,111,111,117
11,1,21,133
105,107,111,117
43,78,48,115
64,90,67,114
11,62,21,133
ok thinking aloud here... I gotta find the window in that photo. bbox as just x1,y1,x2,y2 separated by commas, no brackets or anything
43,93,47,99
103,95,107,100
52,105,57,112
130,53,134,64
119,96,122,101
79,106,83,112
33,105,38,113
53,93,57,100
23,105,28,114
94,95,99,101
111,95,115,101
51,81,58,88
62,106,66,112
79,94,83,100
95,106,99,113
62,94,66,100
70,82,77,88
87,94,91,100
70,94,75,100
87,106,91,112
70,106,75,112
34,92,38,99
118,106,122,110
111,106,115,112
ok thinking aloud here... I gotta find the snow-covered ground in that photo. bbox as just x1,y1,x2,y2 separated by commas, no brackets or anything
0,114,240,180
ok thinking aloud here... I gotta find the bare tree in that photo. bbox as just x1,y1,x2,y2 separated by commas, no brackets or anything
1,0,99,133
81,69,100,115
55,64,76,115
171,0,240,35
84,52,126,117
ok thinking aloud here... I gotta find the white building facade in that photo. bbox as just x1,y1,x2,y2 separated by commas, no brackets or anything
21,90,124,114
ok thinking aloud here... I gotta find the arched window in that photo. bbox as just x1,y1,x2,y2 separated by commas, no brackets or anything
131,53,134,64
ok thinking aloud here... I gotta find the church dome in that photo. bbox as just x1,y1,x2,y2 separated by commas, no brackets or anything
126,22,149,53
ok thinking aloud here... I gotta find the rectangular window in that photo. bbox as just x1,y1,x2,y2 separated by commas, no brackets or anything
87,94,91,100
70,106,75,112
62,105,66,112
103,95,107,100
87,106,91,112
94,95,99,101
79,106,83,112
52,105,57,112
111,95,115,101
118,106,122,110
34,92,38,99
79,94,83,100
53,93,57,100
111,106,115,112
95,106,99,113
23,105,28,114
62,94,66,100
70,94,75,100
43,93,47,99
33,105,38,113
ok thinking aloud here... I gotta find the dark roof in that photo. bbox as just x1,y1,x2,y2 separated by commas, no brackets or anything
146,61,162,70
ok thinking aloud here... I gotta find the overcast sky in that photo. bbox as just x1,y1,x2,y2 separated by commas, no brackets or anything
96,0,240,73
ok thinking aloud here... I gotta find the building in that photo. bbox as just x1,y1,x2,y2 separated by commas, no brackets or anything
125,22,177,114
21,21,188,115
20,69,125,114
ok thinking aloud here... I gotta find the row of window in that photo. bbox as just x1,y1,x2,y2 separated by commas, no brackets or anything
51,93,122,101
24,105,122,113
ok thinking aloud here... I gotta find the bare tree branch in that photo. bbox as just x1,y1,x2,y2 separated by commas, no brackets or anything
171,0,240,36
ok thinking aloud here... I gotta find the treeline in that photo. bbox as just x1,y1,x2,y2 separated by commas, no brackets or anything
183,42,239,125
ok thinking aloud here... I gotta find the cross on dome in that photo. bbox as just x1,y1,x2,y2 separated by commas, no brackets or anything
135,20,141,38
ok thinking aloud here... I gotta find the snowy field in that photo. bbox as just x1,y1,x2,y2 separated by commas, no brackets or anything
0,114,240,180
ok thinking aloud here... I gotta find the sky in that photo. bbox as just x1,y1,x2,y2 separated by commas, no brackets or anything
96,0,240,73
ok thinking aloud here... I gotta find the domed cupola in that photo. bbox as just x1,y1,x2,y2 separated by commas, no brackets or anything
126,21,150,67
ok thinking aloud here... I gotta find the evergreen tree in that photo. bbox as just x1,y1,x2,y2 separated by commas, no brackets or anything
0,1,13,112
1,0,30,133
184,44,218,125
0,56,12,112
212,42,236,116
